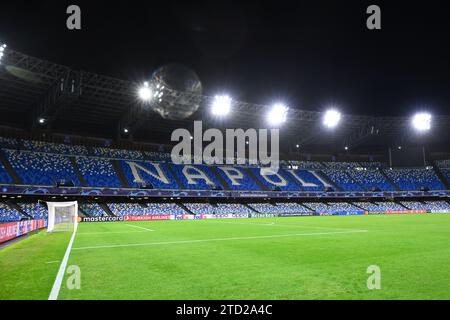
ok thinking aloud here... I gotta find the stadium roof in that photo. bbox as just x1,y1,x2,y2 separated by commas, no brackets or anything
0,47,450,153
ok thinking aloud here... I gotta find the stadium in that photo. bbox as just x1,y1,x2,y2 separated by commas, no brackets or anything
0,1,450,303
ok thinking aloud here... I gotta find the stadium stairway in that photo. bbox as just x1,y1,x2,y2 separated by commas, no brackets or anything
6,201,32,219
78,206,90,218
285,173,304,191
178,203,195,215
344,171,367,191
111,160,130,188
165,164,185,189
69,157,88,187
431,163,450,190
0,150,22,184
380,169,401,191
210,167,231,190
99,203,116,217
351,202,369,211
244,168,268,191
316,170,342,191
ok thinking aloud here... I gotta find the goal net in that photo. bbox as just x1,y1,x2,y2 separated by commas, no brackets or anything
46,201,78,233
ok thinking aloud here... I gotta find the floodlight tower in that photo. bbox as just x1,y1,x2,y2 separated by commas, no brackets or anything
138,82,153,102
211,95,232,117
323,109,341,128
0,42,7,65
266,103,288,126
411,112,432,132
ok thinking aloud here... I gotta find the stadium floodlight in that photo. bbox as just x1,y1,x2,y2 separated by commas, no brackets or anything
266,103,288,125
138,81,153,101
211,95,232,116
412,112,432,132
323,109,341,128
0,43,6,65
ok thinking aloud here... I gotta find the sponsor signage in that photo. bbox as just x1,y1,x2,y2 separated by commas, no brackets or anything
385,210,427,214
124,215,171,221
430,210,450,214
0,219,46,243
82,216,124,222
250,213,275,218
278,212,313,217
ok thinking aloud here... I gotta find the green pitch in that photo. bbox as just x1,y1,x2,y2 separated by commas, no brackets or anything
1,214,449,300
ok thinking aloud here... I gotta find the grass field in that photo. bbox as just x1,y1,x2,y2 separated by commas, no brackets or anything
1,214,450,300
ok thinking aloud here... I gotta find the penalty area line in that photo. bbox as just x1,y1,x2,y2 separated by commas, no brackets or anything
124,224,155,232
48,224,78,300
72,229,368,251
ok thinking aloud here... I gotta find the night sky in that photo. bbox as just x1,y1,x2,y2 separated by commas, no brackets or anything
0,0,449,117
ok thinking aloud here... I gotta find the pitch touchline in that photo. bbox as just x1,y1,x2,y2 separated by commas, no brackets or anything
48,224,78,300
72,230,368,251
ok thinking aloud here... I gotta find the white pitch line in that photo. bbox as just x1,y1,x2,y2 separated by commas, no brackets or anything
72,229,367,251
48,224,78,300
209,220,364,231
124,224,154,232
77,230,150,235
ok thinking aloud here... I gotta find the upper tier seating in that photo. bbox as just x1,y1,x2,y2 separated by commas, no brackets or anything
93,147,144,160
383,168,445,191
321,169,364,191
436,160,450,168
170,164,223,190
0,162,12,184
346,169,395,191
249,168,300,191
144,151,172,162
23,140,89,156
120,160,179,189
214,166,261,191
289,161,324,169
358,161,387,169
0,137,19,149
440,168,450,185
5,150,79,186
287,170,328,191
76,157,122,188
323,162,361,169
0,137,448,192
